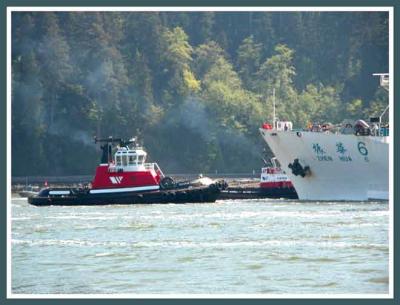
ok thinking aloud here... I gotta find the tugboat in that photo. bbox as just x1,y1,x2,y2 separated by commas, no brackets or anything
219,158,298,200
259,157,297,198
28,137,227,206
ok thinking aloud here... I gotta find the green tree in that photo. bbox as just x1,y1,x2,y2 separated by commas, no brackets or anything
297,84,342,126
346,99,364,119
160,27,200,106
255,44,298,124
236,35,262,89
36,12,72,129
193,41,227,79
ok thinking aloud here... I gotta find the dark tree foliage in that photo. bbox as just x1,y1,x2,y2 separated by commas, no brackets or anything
12,11,388,176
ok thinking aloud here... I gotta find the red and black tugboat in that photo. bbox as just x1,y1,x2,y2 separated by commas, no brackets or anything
28,137,227,206
258,157,298,199
219,158,298,200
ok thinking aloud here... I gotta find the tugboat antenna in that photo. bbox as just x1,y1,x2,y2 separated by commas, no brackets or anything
94,136,135,148
94,136,137,163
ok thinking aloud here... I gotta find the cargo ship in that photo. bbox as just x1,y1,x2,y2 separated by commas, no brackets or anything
259,74,389,201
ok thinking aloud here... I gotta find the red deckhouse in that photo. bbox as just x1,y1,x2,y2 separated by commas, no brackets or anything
91,137,164,193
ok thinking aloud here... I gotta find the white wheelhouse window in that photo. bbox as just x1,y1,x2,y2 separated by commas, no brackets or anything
122,155,128,166
138,155,144,164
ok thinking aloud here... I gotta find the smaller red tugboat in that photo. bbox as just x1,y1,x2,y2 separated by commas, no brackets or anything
219,158,298,200
28,137,227,206
259,157,298,198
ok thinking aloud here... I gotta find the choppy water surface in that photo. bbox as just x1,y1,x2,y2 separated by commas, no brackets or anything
11,198,389,295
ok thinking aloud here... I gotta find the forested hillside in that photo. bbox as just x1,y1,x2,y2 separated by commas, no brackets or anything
12,11,389,176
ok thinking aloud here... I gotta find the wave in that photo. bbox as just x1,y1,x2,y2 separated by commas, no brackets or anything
11,238,388,252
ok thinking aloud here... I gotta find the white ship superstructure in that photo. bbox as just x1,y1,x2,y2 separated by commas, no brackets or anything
259,74,389,201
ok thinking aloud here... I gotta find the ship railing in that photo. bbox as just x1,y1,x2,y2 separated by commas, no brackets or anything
144,163,165,177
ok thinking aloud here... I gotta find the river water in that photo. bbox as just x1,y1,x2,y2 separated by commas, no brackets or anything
11,197,389,295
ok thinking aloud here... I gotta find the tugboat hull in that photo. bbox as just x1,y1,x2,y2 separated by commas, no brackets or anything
28,185,224,206
220,186,298,200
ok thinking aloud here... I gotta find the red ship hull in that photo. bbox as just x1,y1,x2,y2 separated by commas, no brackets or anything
91,165,161,190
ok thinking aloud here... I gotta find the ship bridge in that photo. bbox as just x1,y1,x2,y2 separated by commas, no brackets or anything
373,73,389,91
109,145,164,176
113,146,147,171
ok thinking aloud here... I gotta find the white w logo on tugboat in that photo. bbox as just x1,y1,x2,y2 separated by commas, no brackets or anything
110,176,124,184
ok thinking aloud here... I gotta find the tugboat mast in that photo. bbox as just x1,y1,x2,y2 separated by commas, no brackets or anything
272,87,276,130
94,136,136,164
